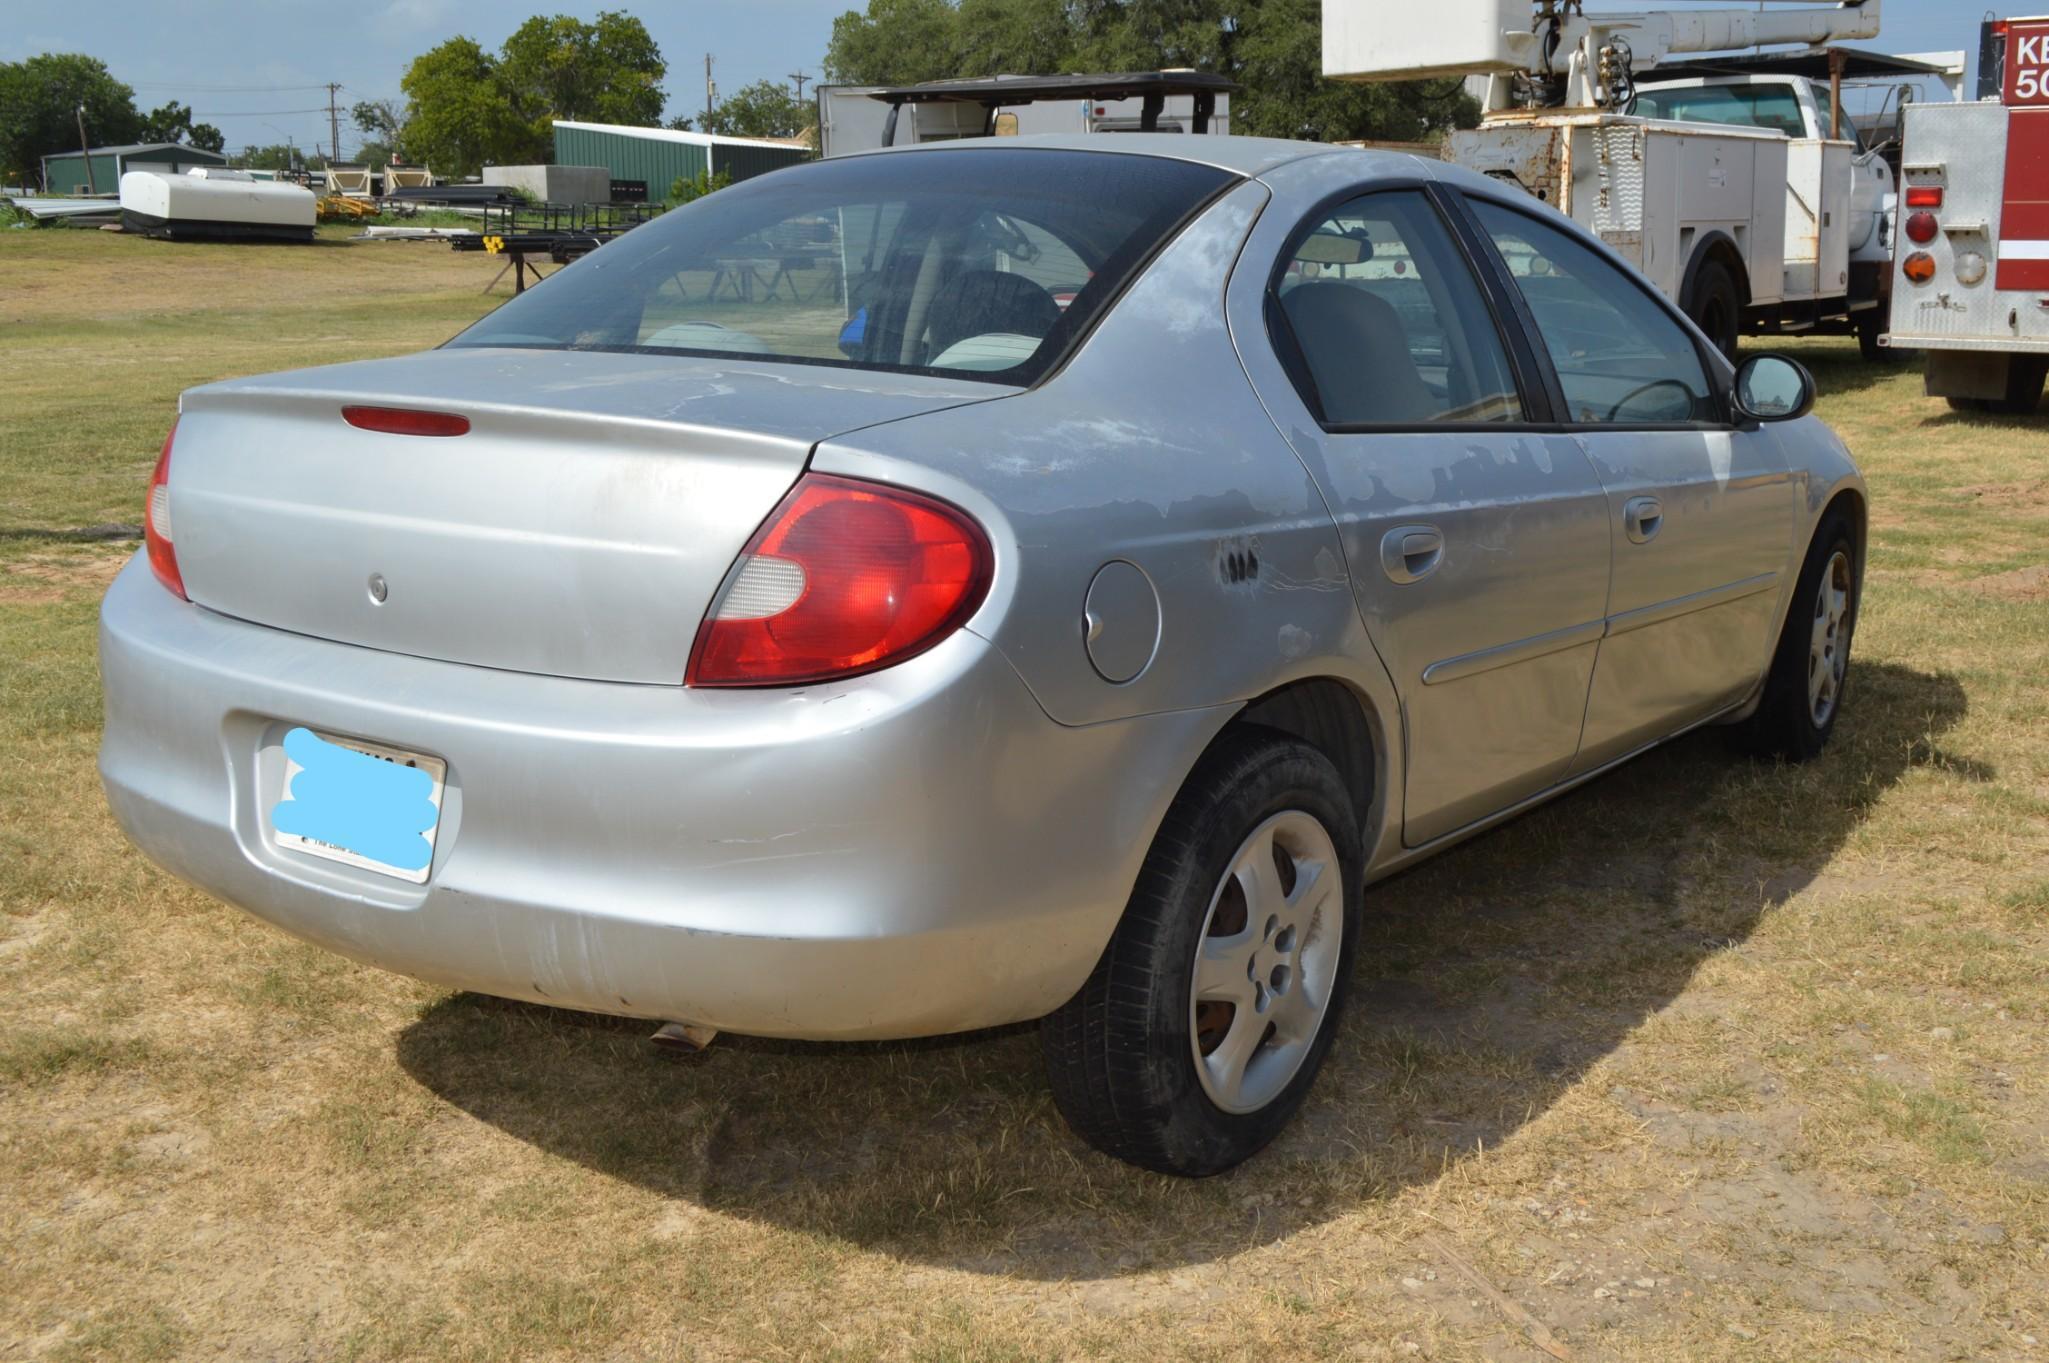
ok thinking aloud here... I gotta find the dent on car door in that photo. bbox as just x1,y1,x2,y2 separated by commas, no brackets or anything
1464,198,1795,769
1231,177,1611,847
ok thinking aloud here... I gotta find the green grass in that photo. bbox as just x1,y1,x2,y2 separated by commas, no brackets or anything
1,228,2046,1360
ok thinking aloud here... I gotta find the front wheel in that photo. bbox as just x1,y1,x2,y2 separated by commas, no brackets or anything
1040,732,1362,1176
1734,508,1859,760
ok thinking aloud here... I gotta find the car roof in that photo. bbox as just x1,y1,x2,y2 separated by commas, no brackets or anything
845,132,1425,180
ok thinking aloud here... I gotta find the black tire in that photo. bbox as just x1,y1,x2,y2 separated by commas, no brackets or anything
1856,309,1895,363
1947,396,1991,413
1734,507,1859,761
1686,260,1742,363
1990,356,2049,415
1040,730,1363,1176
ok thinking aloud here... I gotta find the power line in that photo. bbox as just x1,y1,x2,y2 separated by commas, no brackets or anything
191,107,333,117
130,82,335,93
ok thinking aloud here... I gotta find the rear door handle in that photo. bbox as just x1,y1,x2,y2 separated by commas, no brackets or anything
1623,496,1663,544
1380,524,1443,584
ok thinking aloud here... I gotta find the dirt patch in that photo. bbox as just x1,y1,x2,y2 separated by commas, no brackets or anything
1956,480,2049,515
1970,565,2049,602
0,551,129,597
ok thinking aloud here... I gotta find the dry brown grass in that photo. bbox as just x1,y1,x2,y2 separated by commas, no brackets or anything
1,228,2045,1361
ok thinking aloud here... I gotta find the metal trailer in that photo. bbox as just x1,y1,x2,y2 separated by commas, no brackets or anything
815,71,1236,158
1884,16,2049,412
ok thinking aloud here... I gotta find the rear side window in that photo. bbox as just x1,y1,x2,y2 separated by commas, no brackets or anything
1271,190,1524,426
1470,200,1718,425
448,149,1234,385
1630,83,1807,139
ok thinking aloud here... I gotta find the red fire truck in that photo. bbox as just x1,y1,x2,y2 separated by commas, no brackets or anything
1885,15,2049,411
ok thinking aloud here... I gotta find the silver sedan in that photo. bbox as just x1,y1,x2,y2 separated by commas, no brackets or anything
99,135,1864,1175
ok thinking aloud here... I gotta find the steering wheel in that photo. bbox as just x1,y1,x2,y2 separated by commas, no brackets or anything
1602,378,1698,424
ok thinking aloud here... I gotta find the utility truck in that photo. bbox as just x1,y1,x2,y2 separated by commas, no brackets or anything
1883,16,2049,412
1324,0,1937,358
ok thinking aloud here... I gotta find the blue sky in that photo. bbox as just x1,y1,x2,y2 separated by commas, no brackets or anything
1,0,1990,159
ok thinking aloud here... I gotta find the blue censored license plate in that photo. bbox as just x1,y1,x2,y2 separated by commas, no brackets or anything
271,727,447,884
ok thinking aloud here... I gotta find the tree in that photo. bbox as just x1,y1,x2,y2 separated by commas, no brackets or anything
823,0,963,86
235,143,327,173
668,168,732,205
497,11,666,133
398,12,668,175
0,53,143,188
702,80,808,140
351,98,406,143
138,100,225,153
821,0,1476,146
1230,0,1474,142
400,36,528,176
954,0,1077,78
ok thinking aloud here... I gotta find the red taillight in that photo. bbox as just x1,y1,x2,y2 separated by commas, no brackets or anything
1905,211,1939,244
686,473,992,687
1905,185,1944,209
341,405,471,437
145,420,186,600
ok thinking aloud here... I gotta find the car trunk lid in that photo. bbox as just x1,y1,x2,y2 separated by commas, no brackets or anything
169,347,1004,684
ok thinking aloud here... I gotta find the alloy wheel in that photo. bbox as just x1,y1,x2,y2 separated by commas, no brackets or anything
1189,810,1345,1115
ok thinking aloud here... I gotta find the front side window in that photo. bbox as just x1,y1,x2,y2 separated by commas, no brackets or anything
1471,200,1718,426
1630,83,1807,139
448,149,1234,385
1271,190,1524,426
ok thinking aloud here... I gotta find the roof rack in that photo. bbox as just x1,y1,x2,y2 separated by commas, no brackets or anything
859,70,1240,142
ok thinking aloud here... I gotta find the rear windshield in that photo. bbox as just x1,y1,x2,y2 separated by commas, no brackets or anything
1629,84,1807,139
447,148,1235,385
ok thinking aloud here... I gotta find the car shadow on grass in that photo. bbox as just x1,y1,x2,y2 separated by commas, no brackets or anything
397,661,1972,1279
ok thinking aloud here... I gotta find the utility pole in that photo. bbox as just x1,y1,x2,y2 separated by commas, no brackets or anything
704,53,716,126
75,104,96,193
788,70,811,101
326,82,343,165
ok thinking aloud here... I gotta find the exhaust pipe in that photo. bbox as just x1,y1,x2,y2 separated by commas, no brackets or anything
649,1020,718,1054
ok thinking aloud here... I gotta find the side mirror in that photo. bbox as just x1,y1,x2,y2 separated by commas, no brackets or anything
1732,353,1816,422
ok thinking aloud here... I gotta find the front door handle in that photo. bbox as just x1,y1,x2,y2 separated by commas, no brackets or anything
1623,496,1664,544
1380,524,1444,584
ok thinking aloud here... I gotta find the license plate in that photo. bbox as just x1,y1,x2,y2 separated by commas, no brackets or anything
271,727,447,884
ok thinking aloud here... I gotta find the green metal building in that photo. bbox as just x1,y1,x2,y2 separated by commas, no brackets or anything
40,142,228,195
551,121,810,201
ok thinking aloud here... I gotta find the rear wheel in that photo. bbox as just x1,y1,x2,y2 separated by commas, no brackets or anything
1734,508,1858,761
1856,309,1895,364
1990,356,2049,415
1686,260,1742,363
1040,732,1362,1176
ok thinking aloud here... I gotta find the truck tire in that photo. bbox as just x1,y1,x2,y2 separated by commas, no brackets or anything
1686,260,1742,362
1856,310,1896,364
1991,356,2049,415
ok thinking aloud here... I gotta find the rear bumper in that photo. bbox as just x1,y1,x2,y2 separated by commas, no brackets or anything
1883,333,2049,355
98,556,1224,1039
